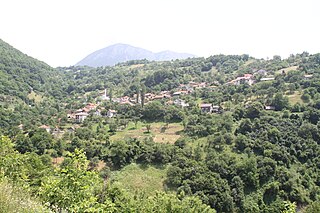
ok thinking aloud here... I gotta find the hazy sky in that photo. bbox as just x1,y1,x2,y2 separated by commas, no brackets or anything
1,0,319,67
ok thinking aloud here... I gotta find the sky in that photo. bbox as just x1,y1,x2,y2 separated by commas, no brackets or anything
1,0,319,67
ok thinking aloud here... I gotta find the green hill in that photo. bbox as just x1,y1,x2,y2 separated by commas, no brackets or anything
0,39,64,103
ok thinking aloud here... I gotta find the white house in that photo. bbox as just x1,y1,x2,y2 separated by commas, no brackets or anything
107,109,117,118
75,112,89,123
260,77,275,82
200,104,220,113
174,99,189,108
228,74,254,86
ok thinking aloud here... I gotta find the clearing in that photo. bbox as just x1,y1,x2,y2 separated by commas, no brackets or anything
276,66,298,74
110,163,168,195
287,91,303,104
110,121,183,144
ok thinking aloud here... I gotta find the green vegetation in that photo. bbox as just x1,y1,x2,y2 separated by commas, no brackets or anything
0,179,50,213
111,163,168,195
110,122,183,144
1,39,320,212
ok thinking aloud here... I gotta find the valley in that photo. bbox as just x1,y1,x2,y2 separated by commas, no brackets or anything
1,39,320,212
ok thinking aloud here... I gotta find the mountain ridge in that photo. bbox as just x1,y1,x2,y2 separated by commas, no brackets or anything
75,43,195,67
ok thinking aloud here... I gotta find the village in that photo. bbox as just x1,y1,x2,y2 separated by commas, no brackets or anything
67,69,281,123
37,68,314,135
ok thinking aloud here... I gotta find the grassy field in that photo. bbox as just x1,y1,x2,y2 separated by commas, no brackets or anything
110,121,183,144
287,91,303,104
110,163,168,195
276,66,298,74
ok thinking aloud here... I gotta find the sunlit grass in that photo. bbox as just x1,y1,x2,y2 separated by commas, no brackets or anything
110,121,183,144
0,180,50,213
110,163,168,196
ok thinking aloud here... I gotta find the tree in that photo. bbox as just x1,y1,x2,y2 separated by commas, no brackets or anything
146,124,151,133
14,133,33,153
142,101,164,121
39,149,101,212
272,93,289,111
304,201,320,213
281,201,296,213
301,93,311,103
29,129,53,155
141,84,146,108
245,102,263,119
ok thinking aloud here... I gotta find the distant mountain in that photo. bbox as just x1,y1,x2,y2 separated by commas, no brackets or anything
75,43,195,67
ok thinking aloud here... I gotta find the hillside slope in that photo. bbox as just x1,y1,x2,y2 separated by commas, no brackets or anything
75,43,195,67
0,39,64,102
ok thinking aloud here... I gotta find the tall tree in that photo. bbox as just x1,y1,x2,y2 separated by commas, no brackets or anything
141,84,146,108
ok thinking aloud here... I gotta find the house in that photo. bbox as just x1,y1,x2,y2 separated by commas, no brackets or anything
189,81,206,88
144,93,154,100
200,104,213,113
174,99,189,108
52,127,64,136
172,90,189,96
39,125,51,133
107,109,117,118
260,77,275,81
304,74,313,79
152,95,165,100
211,105,220,113
255,69,268,76
265,106,276,110
160,91,171,96
119,100,135,106
75,112,89,123
94,109,101,116
200,103,220,113
85,103,97,111
120,96,130,102
152,93,171,100
228,74,254,86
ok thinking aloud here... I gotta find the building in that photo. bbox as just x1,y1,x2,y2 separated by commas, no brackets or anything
265,106,276,110
200,104,213,113
255,69,268,76
200,103,220,113
172,90,189,96
75,112,89,123
94,109,101,116
107,109,117,118
174,99,189,108
119,100,135,106
260,77,275,82
39,125,51,133
84,103,97,111
228,74,254,86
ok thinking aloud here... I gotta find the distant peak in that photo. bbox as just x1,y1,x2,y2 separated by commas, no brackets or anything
76,44,195,67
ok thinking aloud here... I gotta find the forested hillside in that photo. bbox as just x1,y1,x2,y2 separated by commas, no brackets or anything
1,39,320,212
0,39,67,102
